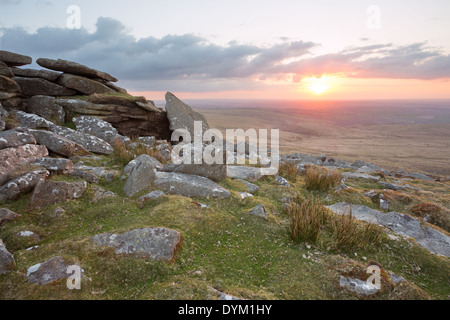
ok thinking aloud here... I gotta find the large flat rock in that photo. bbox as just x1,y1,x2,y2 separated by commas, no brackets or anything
92,227,181,261
0,127,36,150
11,67,61,82
30,129,89,157
0,50,32,67
154,171,230,198
37,58,117,82
57,73,116,95
13,77,76,96
326,202,450,257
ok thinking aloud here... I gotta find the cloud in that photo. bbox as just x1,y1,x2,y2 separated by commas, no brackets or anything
0,17,449,92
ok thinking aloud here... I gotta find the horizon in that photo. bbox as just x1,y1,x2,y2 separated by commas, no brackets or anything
1,0,450,100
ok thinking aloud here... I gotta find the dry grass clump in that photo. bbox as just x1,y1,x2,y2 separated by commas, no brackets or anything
328,206,383,250
279,161,299,182
411,202,450,232
288,197,383,250
288,196,327,243
304,166,342,192
111,139,165,166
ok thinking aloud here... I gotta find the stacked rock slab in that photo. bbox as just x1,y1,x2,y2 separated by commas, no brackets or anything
0,51,171,139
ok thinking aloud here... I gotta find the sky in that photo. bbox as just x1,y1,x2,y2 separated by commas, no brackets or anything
1,0,450,100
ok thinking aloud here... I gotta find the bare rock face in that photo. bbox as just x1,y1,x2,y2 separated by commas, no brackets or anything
48,124,113,155
0,144,48,185
56,96,171,139
0,75,22,94
13,77,76,96
0,103,8,132
26,256,82,286
92,227,182,261
10,67,61,82
72,115,121,145
227,166,264,181
153,171,231,199
29,129,89,157
32,157,74,174
123,159,157,197
0,50,32,67
162,143,227,182
0,127,37,150
0,169,50,201
29,180,87,209
0,208,21,226
0,240,15,275
124,154,163,175
12,110,53,129
57,73,116,95
26,95,65,125
36,58,118,82
0,61,14,77
165,92,209,139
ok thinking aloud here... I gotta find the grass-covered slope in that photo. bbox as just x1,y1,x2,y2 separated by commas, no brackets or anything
0,156,449,300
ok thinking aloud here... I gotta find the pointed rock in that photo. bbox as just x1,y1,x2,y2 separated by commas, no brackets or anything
165,92,209,138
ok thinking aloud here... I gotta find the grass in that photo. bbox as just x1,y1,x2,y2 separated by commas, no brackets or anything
0,151,449,300
111,139,166,166
327,206,383,251
411,202,450,232
304,166,342,192
288,196,327,243
279,161,298,182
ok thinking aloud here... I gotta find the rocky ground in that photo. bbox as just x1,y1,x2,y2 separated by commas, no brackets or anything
0,50,449,300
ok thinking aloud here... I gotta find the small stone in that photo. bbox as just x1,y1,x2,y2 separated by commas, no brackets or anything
247,203,268,219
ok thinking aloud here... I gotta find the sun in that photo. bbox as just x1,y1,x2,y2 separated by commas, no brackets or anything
309,83,329,95
303,76,333,95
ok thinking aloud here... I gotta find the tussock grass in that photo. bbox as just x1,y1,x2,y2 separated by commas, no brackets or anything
328,206,383,250
304,166,341,192
411,202,450,232
279,161,298,182
111,139,165,166
288,196,327,243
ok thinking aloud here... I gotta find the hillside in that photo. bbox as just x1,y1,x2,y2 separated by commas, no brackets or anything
0,51,449,300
